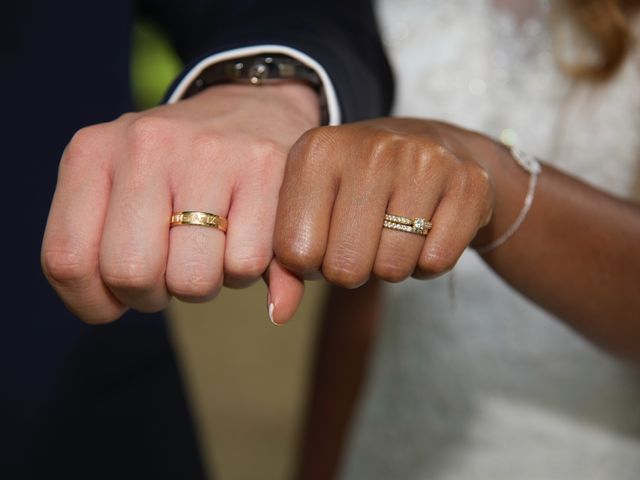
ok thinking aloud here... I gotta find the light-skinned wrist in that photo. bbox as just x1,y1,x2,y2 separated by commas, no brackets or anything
192,82,322,128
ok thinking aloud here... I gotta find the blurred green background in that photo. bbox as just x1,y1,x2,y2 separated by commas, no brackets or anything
131,20,182,110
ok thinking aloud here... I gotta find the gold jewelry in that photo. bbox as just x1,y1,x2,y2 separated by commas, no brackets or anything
383,213,432,236
170,211,228,232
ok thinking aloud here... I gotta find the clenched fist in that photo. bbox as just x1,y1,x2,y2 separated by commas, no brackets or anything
42,83,319,323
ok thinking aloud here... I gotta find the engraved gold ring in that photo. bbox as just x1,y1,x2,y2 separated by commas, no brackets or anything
170,211,228,232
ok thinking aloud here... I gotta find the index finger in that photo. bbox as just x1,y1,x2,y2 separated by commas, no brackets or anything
41,126,126,323
273,128,339,279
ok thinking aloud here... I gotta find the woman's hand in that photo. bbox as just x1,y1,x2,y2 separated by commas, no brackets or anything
267,117,518,322
270,117,640,365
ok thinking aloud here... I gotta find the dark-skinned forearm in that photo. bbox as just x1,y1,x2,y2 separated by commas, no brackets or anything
474,140,640,363
294,280,381,480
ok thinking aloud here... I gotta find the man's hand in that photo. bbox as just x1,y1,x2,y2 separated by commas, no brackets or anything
41,83,318,324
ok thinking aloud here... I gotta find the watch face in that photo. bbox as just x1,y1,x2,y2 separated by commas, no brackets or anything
248,61,269,84
184,54,328,123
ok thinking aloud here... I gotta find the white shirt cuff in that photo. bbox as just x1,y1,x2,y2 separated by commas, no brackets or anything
166,45,342,125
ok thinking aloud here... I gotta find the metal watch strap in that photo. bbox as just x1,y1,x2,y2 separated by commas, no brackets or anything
182,54,329,125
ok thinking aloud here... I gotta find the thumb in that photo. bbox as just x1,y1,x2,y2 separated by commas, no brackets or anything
263,258,305,326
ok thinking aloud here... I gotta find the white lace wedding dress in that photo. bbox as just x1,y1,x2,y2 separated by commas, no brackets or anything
339,1,640,479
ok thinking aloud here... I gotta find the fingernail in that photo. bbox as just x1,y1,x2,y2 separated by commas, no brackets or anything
268,303,280,326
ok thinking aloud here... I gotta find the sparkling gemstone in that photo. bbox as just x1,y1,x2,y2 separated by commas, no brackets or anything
413,218,426,232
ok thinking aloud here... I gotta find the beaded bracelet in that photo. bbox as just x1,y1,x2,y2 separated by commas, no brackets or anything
475,145,541,254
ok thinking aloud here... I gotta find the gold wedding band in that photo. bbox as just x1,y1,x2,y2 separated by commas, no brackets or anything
170,211,228,232
383,213,432,236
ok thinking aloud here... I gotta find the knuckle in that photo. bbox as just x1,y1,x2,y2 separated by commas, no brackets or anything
125,116,178,174
275,241,323,276
290,126,336,166
67,125,104,151
248,140,288,180
79,306,127,325
429,142,455,160
470,165,493,197
367,129,404,153
225,253,271,280
128,115,176,152
62,125,108,169
370,129,406,151
450,163,493,208
251,138,287,162
415,142,459,180
323,264,369,289
129,115,173,138
101,257,160,293
166,265,219,300
361,129,421,176
42,247,94,286
418,244,458,277
295,126,334,152
414,140,444,166
323,251,369,289
373,257,413,283
191,131,225,161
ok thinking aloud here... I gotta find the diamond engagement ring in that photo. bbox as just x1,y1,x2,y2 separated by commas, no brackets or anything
383,213,432,236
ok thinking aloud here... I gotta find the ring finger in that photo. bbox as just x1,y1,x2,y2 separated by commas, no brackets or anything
322,173,392,288
165,167,232,302
372,168,446,282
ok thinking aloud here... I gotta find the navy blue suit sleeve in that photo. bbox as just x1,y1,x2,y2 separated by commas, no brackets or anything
141,0,394,121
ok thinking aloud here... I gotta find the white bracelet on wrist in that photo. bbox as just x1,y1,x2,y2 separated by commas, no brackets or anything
475,145,542,254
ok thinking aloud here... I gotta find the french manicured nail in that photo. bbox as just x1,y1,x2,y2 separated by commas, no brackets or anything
268,302,280,326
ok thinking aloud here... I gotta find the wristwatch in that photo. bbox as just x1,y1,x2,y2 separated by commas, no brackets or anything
182,54,329,124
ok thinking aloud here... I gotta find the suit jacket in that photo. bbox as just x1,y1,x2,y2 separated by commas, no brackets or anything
0,1,392,478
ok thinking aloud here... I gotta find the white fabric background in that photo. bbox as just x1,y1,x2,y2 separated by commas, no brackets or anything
339,1,640,479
